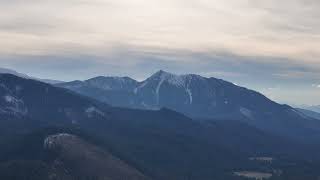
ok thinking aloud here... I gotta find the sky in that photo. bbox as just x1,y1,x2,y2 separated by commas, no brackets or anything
0,0,319,105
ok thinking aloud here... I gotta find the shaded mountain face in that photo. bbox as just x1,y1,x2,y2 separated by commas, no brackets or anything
58,70,320,142
296,108,320,120
44,133,150,180
0,73,110,129
0,129,150,180
0,74,251,179
1,74,320,179
0,67,63,84
300,105,320,114
57,70,284,119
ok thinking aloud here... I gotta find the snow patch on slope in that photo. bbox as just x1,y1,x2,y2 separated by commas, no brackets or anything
167,75,186,87
155,75,167,105
85,106,105,118
4,95,17,103
0,95,28,116
134,81,147,94
44,133,75,149
148,71,205,105
240,107,253,120
186,87,193,104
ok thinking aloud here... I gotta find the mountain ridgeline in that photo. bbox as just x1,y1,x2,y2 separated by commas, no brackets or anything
58,70,282,118
1,73,320,179
58,70,320,142
0,67,63,84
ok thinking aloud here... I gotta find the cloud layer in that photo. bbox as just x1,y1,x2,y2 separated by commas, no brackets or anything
0,0,319,104
1,0,320,59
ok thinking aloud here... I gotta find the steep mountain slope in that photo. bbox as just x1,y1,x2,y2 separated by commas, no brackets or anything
0,73,109,129
1,73,320,179
0,128,150,180
0,74,245,179
44,133,150,180
58,70,320,142
300,105,320,113
61,76,138,108
57,70,286,119
0,68,31,79
0,67,63,84
296,108,320,120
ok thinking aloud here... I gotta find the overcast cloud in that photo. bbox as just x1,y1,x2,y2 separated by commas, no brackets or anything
0,0,319,105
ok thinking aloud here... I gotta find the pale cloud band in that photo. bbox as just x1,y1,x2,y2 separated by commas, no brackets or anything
0,0,320,60
0,0,319,104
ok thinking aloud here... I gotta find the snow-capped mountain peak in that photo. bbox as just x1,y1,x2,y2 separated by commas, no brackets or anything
59,70,296,121
147,70,204,88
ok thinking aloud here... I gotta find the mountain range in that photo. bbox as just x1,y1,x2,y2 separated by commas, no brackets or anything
0,71,320,179
58,70,320,143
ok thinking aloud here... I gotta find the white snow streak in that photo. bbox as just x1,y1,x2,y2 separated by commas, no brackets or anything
156,76,166,105
186,88,193,104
